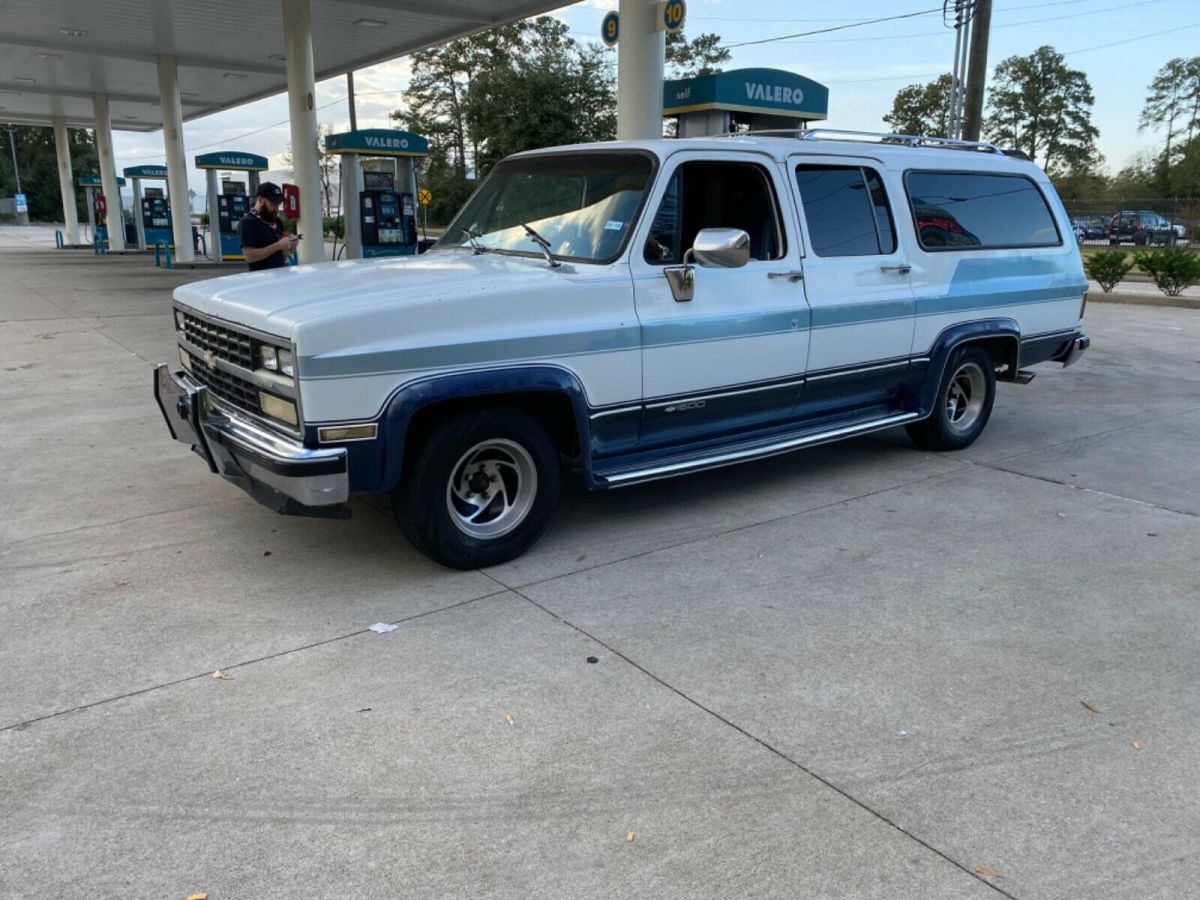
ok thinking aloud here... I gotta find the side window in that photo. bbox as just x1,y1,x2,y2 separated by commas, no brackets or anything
643,161,785,264
905,171,1061,250
794,165,897,257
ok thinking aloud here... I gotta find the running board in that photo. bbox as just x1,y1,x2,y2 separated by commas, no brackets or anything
596,411,921,487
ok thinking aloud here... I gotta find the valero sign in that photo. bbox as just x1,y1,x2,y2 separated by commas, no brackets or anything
663,67,830,121
194,152,269,171
324,129,429,157
123,165,169,179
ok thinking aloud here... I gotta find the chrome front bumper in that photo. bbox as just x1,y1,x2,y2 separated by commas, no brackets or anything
153,364,350,517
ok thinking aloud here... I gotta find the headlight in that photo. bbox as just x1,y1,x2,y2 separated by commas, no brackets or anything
259,345,278,371
277,349,294,377
174,310,186,331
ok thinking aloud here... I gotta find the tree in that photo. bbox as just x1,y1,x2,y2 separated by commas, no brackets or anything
883,74,953,137
392,17,617,221
1139,58,1198,165
280,123,339,217
391,25,526,182
666,30,731,79
0,125,97,222
984,46,1099,175
465,17,615,173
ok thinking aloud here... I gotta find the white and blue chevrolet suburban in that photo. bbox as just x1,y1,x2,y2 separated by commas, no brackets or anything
155,130,1090,568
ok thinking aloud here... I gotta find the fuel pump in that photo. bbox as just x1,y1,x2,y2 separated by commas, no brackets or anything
324,129,429,260
123,165,173,249
77,173,126,247
195,151,269,261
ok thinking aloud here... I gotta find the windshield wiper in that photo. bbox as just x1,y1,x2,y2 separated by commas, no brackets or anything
521,223,561,268
461,226,489,255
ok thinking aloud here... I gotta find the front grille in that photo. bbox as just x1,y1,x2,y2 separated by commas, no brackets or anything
187,352,263,417
182,313,254,369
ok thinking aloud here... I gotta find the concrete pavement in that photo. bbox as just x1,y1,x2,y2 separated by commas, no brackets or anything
2,243,1199,898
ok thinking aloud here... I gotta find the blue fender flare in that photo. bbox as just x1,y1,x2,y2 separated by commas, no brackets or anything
916,318,1020,415
375,365,594,493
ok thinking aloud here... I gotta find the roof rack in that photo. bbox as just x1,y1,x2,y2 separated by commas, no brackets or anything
715,127,1006,155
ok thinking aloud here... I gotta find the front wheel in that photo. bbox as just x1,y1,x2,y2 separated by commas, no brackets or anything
393,408,560,569
906,347,997,451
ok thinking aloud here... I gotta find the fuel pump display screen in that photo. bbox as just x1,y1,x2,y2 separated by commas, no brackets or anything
363,171,395,190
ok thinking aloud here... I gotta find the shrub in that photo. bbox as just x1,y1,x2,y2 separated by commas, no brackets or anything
1084,250,1132,293
1132,247,1200,297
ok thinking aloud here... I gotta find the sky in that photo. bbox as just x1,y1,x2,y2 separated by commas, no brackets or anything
107,0,1200,207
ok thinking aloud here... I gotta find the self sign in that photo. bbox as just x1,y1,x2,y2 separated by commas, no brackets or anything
601,11,619,46
661,0,686,33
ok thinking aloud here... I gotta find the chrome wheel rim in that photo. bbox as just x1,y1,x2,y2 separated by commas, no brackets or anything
945,361,986,434
446,439,538,540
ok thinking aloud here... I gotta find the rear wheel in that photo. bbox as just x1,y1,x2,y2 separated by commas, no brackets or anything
906,346,997,451
393,408,560,569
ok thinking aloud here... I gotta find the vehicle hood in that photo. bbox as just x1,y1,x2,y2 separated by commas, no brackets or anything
172,250,591,338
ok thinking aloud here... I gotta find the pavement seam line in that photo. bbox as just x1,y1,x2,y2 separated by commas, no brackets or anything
987,404,1200,466
495,459,972,592
2,499,240,551
491,576,1017,899
13,277,171,364
971,460,1200,520
0,588,511,734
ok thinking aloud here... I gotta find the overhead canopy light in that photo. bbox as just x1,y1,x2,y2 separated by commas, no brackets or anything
268,54,286,62
36,52,64,60
222,72,247,79
57,28,88,37
353,18,387,28
13,76,37,83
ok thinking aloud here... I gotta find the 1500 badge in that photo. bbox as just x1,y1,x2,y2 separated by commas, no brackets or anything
664,400,706,413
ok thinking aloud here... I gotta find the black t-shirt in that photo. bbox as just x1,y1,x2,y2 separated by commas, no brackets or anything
238,212,287,270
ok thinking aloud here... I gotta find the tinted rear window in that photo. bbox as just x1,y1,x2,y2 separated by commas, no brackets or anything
795,165,897,257
905,171,1061,250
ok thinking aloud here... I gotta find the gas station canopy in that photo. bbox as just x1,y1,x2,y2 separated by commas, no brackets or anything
0,0,573,132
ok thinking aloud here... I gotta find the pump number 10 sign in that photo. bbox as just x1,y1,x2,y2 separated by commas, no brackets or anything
661,0,686,33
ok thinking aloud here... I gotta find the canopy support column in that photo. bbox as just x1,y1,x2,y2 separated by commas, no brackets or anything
158,54,195,262
52,116,79,245
91,93,126,251
131,177,146,249
282,0,323,264
617,0,664,140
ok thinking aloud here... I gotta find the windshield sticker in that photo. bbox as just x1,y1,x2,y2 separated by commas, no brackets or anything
604,220,624,231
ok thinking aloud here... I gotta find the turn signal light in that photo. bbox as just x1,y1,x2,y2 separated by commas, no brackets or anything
318,424,378,443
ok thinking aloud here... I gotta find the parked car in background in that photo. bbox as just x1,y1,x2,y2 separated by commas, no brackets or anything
1070,214,1110,241
1167,217,1188,241
1108,210,1177,246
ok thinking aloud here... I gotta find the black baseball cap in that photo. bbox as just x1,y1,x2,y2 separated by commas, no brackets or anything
257,181,284,203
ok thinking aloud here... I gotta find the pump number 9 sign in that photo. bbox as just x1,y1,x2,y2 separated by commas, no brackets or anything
601,11,619,46
662,0,686,33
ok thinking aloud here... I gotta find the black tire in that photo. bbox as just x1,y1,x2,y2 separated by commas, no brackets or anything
905,346,997,451
393,408,560,569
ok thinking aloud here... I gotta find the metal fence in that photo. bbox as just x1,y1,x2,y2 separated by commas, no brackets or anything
1061,198,1200,249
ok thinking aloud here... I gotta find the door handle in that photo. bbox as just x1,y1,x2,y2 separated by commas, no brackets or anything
880,264,912,274
768,270,804,283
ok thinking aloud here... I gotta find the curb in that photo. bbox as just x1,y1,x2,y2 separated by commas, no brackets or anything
1088,290,1200,310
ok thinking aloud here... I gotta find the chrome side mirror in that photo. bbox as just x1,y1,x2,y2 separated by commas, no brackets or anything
662,228,751,302
692,228,750,269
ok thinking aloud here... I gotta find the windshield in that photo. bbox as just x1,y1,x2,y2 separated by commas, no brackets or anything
436,152,655,264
